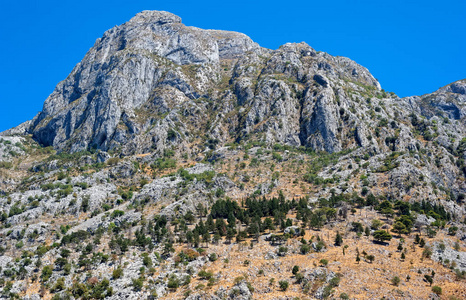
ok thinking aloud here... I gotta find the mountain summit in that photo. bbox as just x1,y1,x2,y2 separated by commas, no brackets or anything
24,10,390,155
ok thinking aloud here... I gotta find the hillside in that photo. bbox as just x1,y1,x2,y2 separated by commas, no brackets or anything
0,10,465,300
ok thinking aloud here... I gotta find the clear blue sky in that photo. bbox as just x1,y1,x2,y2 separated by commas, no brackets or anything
0,0,464,132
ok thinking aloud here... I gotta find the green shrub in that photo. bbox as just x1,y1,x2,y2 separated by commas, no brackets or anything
81,195,90,212
300,244,311,254
329,275,341,287
106,157,119,166
50,277,66,292
132,277,144,291
277,246,288,256
278,280,289,291
0,161,13,169
209,253,217,262
295,272,304,284
64,263,72,275
272,152,283,162
391,276,400,286
142,253,152,267
151,158,176,170
315,240,326,252
113,267,123,279
167,274,180,290
320,259,329,266
111,210,125,219
373,230,392,242
431,286,442,295
198,270,213,280
41,265,53,282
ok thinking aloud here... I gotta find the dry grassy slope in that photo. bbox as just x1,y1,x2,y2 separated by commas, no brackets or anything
127,149,464,299
147,149,464,299
161,208,465,300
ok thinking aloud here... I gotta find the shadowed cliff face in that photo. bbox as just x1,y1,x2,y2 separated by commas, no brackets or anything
21,11,464,157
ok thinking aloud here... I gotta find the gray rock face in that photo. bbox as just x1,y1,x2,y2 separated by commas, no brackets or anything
1,10,464,225
284,226,301,236
4,12,462,238
27,11,261,154
300,83,341,152
301,267,337,300
21,295,41,300
0,120,32,137
21,10,392,155
228,281,252,300
0,256,12,269
415,214,436,227
0,136,26,162
402,79,466,122
430,241,466,272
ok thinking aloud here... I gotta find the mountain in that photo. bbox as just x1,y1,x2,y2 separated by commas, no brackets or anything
25,10,379,154
13,11,466,157
0,11,465,300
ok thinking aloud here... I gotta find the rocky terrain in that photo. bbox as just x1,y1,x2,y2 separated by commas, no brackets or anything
0,10,465,300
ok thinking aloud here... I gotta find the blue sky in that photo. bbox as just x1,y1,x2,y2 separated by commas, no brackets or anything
0,0,464,131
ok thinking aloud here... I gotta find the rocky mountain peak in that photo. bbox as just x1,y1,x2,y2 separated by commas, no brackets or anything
2,10,461,158
129,10,182,25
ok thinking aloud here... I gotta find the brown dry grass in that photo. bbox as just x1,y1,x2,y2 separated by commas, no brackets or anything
160,208,466,300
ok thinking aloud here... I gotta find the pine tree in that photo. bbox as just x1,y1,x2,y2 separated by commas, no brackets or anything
397,242,403,252
226,228,236,244
193,233,200,248
373,230,392,242
365,226,370,236
424,274,433,286
419,238,425,248
215,218,227,236
391,276,401,286
213,233,221,244
334,231,343,246
186,231,193,246
202,232,211,247
206,215,215,232
390,221,405,237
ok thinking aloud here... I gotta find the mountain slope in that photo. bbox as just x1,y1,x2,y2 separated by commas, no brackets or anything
0,10,465,300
